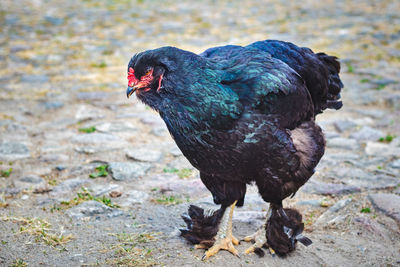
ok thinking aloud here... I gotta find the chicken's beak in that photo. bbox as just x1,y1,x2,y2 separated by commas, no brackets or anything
126,86,138,98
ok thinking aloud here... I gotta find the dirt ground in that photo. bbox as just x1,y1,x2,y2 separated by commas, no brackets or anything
0,0,399,266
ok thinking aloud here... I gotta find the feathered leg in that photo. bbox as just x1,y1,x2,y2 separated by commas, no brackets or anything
201,200,239,260
243,204,312,257
243,206,271,256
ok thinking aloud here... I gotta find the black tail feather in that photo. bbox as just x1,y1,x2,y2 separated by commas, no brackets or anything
296,235,312,246
316,52,343,111
265,207,312,256
180,205,225,246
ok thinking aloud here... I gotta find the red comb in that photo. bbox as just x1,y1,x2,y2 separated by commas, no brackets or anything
128,67,138,86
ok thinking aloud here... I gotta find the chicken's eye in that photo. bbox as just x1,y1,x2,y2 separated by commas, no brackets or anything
144,69,152,76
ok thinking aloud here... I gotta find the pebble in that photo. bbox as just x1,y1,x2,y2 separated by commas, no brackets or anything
328,198,352,213
160,179,208,197
41,101,64,110
66,200,123,220
126,147,163,162
326,138,359,150
169,145,183,157
314,198,352,226
139,113,164,126
51,178,91,195
369,193,400,222
20,74,49,83
350,126,384,141
39,153,69,162
152,126,168,137
389,159,400,169
76,92,109,100
95,122,137,133
44,16,64,26
385,95,400,109
297,199,323,207
72,133,120,144
116,190,149,207
233,210,265,227
75,105,104,122
301,180,360,195
365,142,400,157
353,216,381,234
0,142,30,160
108,162,152,181
74,147,96,154
167,157,194,170
14,175,46,190
88,183,120,197
333,120,357,133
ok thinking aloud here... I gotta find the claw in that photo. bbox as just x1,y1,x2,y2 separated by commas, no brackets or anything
201,201,239,260
243,225,267,255
201,236,240,260
269,247,276,257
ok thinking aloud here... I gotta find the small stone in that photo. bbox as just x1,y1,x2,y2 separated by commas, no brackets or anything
353,109,385,119
314,199,352,226
301,180,360,195
74,147,96,154
333,120,357,133
160,179,208,197
14,175,47,190
51,178,91,194
167,157,194,170
332,167,398,190
389,159,400,169
385,95,400,109
370,78,398,86
324,153,360,161
354,216,381,234
88,183,120,197
66,200,122,220
328,198,352,213
152,126,168,137
21,195,29,200
72,133,120,144
95,122,137,133
369,193,400,222
365,142,400,157
0,142,30,160
75,105,104,122
108,162,151,181
327,138,359,150
350,126,384,141
41,101,64,110
18,175,44,184
39,153,69,162
20,75,49,83
109,191,122,198
233,211,265,227
297,199,323,207
44,16,64,26
10,44,31,53
169,146,183,157
116,190,149,207
55,166,66,171
76,92,109,100
126,148,162,162
139,113,164,126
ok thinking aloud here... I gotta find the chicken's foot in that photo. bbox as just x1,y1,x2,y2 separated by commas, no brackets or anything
243,206,275,256
201,200,239,260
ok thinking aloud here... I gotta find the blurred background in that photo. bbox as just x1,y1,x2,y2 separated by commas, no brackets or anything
0,0,399,266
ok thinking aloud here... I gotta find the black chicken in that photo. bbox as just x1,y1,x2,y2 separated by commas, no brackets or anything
126,40,343,259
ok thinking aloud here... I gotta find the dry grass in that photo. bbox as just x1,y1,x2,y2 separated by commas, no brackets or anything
106,232,161,267
1,216,74,248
